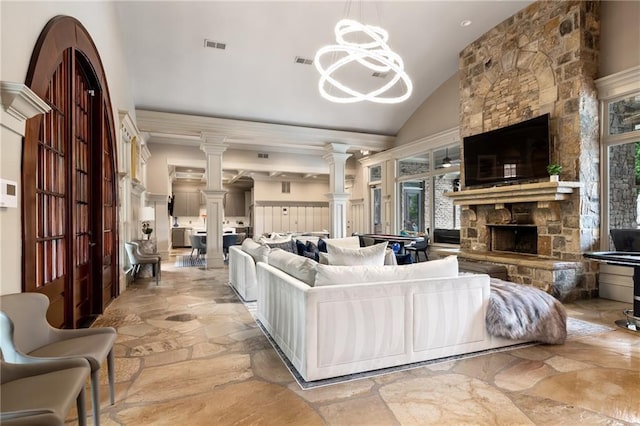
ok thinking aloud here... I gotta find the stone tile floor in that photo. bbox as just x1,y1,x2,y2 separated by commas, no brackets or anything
87,254,640,425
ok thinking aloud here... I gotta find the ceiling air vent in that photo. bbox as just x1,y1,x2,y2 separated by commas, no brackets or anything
294,56,313,65
257,153,269,159
204,39,226,50
372,71,388,78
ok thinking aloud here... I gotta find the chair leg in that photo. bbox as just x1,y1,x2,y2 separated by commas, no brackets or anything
77,385,87,426
155,263,159,285
107,349,115,405
90,370,101,426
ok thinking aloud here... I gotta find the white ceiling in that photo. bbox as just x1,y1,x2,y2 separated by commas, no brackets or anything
115,1,533,137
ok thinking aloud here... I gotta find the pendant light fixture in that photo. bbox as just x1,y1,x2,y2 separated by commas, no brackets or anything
442,148,452,168
314,18,412,104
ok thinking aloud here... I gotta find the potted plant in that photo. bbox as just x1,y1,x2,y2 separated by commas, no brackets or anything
547,164,562,182
142,222,153,240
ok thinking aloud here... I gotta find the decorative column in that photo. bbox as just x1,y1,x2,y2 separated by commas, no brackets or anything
200,134,228,269
324,143,351,238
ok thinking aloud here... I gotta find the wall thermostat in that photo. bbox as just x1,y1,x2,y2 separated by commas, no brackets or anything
0,179,18,208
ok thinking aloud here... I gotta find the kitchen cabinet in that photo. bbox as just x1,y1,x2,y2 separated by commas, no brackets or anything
173,192,201,217
225,192,246,216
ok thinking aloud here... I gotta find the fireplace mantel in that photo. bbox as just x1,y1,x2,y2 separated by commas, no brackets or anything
445,181,582,207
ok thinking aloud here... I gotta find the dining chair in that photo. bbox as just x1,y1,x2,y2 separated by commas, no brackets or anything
1,358,91,426
125,242,160,284
222,234,238,262
0,293,117,426
405,237,429,262
189,234,207,259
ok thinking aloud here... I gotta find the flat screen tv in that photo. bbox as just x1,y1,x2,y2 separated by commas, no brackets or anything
463,113,551,188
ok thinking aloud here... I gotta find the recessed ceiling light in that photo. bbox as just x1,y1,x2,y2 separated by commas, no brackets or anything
460,19,472,27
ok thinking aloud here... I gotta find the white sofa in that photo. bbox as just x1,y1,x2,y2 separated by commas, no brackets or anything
229,236,394,302
256,254,524,382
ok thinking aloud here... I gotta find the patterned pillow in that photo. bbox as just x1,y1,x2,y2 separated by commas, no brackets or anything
295,239,307,256
318,238,327,253
265,239,296,253
305,241,320,260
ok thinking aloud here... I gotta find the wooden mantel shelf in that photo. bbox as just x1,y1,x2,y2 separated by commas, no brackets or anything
445,181,582,207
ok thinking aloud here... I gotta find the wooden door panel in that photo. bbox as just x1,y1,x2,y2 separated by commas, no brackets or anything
24,17,119,328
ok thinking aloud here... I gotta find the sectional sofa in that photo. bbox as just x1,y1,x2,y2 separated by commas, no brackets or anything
255,252,525,381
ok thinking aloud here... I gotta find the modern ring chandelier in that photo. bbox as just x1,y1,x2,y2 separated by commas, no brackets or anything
314,19,413,104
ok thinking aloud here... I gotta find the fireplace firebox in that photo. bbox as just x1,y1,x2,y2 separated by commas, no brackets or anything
488,224,537,255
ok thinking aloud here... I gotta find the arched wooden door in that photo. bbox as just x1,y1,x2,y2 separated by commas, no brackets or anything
22,16,118,328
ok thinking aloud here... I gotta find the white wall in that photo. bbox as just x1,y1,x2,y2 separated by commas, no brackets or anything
0,2,135,295
599,1,640,77
394,73,460,146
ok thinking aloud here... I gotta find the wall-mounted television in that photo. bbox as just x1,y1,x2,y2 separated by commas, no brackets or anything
463,113,550,188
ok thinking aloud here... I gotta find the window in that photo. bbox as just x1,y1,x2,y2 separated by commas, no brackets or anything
397,145,460,242
597,74,640,250
371,186,382,234
369,165,382,182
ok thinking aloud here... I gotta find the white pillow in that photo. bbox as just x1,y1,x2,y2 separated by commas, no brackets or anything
267,248,317,286
325,236,360,249
241,238,270,264
314,255,459,286
326,241,388,266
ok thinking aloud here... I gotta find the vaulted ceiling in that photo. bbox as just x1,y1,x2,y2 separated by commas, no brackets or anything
115,1,532,182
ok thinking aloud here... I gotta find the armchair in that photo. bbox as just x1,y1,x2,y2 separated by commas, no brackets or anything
222,233,238,262
1,358,90,426
0,293,117,426
189,234,207,260
125,241,160,284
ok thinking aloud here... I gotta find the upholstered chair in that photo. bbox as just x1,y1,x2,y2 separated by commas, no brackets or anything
222,234,238,262
189,234,207,260
125,242,160,284
404,238,429,262
1,358,90,426
0,293,116,426
130,241,162,279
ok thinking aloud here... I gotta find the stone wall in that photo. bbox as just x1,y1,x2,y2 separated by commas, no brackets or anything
609,143,637,230
458,1,601,300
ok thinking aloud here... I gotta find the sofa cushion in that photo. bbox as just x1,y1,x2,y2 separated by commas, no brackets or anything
241,238,270,264
267,248,317,286
314,255,459,286
318,238,327,253
326,241,388,266
325,236,360,249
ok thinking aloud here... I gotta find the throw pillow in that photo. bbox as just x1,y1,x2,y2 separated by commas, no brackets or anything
326,241,388,266
295,239,307,256
318,238,327,253
314,255,459,286
241,238,270,264
306,240,320,261
325,236,360,249
265,239,296,253
267,248,317,286
318,252,329,265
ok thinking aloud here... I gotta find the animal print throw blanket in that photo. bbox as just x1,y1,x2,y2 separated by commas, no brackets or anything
486,278,567,344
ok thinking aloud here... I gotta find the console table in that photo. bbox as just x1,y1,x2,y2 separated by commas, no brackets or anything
584,251,640,332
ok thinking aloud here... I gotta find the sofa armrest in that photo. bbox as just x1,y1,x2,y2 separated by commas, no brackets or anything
229,246,258,301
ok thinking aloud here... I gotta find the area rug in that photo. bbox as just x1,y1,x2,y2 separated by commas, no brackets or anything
175,255,204,267
254,316,616,390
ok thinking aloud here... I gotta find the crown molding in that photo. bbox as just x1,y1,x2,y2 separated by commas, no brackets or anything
595,66,640,100
136,109,394,156
1,82,51,121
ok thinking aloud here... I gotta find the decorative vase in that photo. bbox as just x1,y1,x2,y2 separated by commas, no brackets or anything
173,216,179,227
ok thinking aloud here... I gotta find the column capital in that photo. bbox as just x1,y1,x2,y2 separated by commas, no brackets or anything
200,133,228,154
324,142,350,154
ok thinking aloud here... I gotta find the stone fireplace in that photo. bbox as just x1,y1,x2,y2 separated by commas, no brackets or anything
489,224,537,255
452,1,601,301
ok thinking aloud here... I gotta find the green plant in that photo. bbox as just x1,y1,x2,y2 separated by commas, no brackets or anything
546,163,562,176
